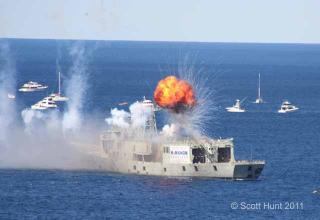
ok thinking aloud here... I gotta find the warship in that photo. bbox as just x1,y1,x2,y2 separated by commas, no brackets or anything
100,97,265,180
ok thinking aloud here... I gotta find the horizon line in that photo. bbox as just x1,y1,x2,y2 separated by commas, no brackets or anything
1,37,320,45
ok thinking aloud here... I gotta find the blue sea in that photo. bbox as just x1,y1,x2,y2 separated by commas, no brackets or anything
0,39,320,219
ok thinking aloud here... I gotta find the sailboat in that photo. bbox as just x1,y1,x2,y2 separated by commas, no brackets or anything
50,72,69,102
254,73,264,104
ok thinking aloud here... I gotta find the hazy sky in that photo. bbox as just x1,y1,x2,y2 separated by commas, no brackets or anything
0,0,319,43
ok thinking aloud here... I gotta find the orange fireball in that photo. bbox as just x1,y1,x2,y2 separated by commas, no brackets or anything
154,75,196,112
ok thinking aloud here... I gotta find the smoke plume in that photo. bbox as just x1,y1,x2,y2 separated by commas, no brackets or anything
158,57,217,138
0,41,16,141
105,101,153,131
63,42,89,133
0,41,105,170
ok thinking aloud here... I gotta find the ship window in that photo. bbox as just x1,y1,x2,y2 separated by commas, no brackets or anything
182,166,186,171
248,166,252,171
255,168,262,175
218,147,231,163
133,165,136,170
213,165,217,171
194,166,198,172
192,148,206,164
164,168,167,172
143,166,146,171
163,147,169,153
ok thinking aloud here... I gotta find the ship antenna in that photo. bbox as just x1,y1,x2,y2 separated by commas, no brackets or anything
144,80,154,100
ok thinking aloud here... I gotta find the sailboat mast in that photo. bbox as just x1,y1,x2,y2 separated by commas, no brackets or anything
258,73,261,99
58,71,61,95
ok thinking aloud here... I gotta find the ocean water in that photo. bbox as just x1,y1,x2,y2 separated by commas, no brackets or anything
0,39,320,219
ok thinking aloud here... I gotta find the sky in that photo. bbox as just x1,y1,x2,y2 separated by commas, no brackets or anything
0,0,319,43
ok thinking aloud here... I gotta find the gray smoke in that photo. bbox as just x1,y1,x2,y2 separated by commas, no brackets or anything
0,41,105,170
63,42,89,133
0,42,16,141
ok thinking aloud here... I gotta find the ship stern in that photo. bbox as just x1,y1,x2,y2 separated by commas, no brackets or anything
233,160,265,180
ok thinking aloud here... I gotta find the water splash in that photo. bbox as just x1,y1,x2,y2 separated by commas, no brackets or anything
63,42,90,133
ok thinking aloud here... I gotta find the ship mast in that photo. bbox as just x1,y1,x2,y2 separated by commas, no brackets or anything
141,97,158,134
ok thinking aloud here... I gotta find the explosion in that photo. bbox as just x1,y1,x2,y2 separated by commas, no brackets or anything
154,75,196,112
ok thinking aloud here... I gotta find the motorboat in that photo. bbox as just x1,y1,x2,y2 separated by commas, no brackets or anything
278,101,298,113
31,96,57,110
31,102,48,110
49,72,68,101
226,99,246,112
254,73,264,104
19,81,48,92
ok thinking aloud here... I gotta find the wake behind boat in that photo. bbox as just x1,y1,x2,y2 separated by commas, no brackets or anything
19,81,48,92
226,99,246,112
278,101,298,113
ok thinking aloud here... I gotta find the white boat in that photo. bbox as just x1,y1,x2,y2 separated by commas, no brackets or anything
31,97,57,110
278,101,298,113
50,72,68,102
19,81,48,92
226,99,246,112
254,73,264,104
31,102,48,110
7,93,15,99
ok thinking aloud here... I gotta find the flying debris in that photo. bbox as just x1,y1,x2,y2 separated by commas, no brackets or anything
154,75,196,112
118,102,128,106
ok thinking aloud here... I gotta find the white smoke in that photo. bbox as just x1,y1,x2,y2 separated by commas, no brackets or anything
21,108,45,126
105,108,130,128
0,41,106,170
161,123,180,137
63,42,89,133
105,101,153,130
129,102,152,128
0,42,16,141
21,108,62,133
